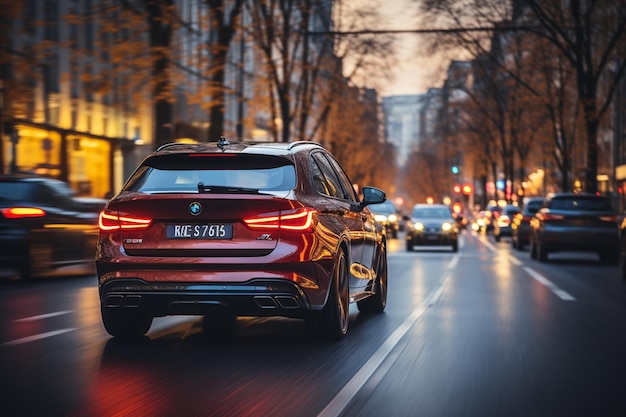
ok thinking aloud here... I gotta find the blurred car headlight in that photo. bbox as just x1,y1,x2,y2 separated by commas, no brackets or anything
414,222,425,231
388,214,398,223
442,222,453,232
374,214,388,223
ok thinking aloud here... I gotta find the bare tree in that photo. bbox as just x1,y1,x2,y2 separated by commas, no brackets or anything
523,0,626,193
205,0,245,141
248,0,395,143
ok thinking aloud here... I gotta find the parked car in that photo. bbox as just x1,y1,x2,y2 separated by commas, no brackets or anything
511,197,544,250
529,192,619,263
96,139,388,340
367,200,400,238
493,204,520,242
405,203,459,252
0,175,106,280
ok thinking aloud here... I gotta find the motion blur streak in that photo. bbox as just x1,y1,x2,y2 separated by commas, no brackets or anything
317,257,456,417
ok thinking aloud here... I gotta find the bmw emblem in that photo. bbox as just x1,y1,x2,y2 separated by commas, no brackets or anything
189,202,202,216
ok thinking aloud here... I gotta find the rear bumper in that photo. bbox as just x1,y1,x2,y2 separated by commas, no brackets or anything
99,278,314,319
540,227,618,251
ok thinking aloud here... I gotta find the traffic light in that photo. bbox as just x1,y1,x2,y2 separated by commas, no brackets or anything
453,184,461,194
451,165,459,175
462,184,472,195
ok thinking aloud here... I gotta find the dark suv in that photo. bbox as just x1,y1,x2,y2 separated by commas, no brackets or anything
529,192,618,263
96,139,388,340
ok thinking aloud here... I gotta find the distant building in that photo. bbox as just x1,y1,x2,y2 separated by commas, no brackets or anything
382,94,426,166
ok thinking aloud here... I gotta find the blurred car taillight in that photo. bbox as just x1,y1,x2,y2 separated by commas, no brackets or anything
1,207,46,219
599,215,618,222
98,210,153,231
244,207,316,231
497,215,511,226
537,213,565,221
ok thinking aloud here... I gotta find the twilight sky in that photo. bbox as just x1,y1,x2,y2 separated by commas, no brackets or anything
361,0,466,97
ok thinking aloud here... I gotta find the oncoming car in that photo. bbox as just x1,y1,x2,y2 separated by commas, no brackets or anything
405,203,459,252
367,200,399,238
96,139,388,340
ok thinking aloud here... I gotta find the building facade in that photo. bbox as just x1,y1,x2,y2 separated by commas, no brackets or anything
1,0,337,198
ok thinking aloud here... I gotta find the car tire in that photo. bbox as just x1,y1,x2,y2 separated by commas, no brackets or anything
620,238,626,280
537,241,548,262
530,237,537,259
306,250,349,340
391,230,398,239
495,234,501,242
406,238,413,252
452,240,458,252
101,307,153,339
599,249,619,265
357,247,387,314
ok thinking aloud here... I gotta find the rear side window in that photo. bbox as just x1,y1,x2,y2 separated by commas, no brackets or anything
0,182,33,201
550,197,612,211
310,152,350,200
124,154,296,192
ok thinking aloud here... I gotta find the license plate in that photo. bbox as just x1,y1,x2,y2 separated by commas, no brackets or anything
166,224,233,239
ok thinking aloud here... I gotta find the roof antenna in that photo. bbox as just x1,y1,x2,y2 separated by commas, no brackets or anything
217,136,230,152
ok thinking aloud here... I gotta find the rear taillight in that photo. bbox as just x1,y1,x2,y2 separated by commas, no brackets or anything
1,207,46,219
244,207,316,231
537,213,565,221
98,210,152,231
599,215,618,222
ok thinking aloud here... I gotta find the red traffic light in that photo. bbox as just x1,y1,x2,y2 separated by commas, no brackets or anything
453,184,461,194
462,184,472,195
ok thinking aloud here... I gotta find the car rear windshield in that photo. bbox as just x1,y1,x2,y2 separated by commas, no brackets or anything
526,200,543,213
550,197,612,211
0,182,31,201
124,154,296,193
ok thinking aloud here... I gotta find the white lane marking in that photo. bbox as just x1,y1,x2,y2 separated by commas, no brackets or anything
1,328,77,347
478,240,575,301
317,256,456,417
14,311,72,322
523,266,576,301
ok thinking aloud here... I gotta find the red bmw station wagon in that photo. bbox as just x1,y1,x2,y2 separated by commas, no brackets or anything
96,138,388,340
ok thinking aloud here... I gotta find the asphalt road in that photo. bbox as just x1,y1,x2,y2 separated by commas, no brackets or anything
1,230,625,417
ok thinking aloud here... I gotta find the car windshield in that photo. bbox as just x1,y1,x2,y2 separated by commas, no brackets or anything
550,197,612,211
413,207,452,218
124,154,296,193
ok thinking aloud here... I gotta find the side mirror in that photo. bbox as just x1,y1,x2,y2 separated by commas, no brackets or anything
351,186,386,212
362,186,386,205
